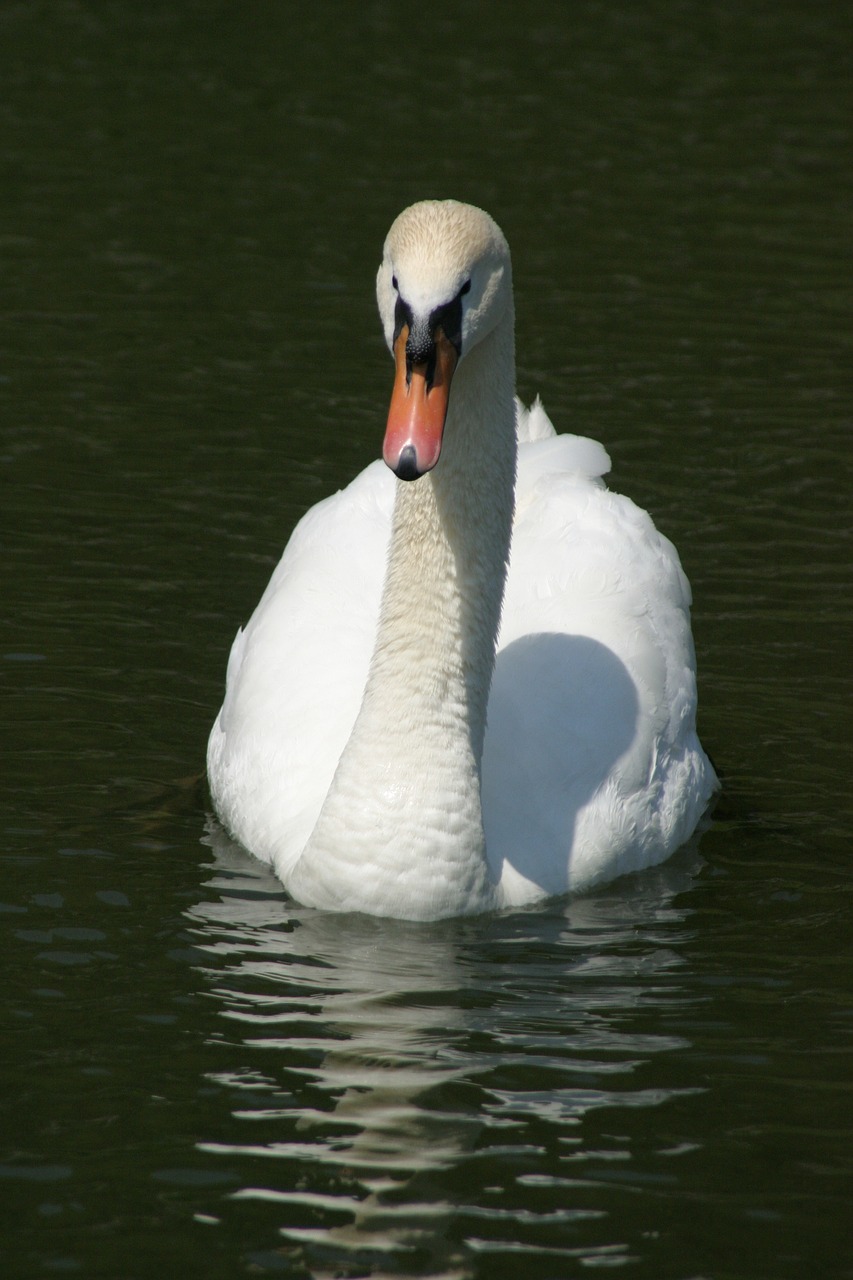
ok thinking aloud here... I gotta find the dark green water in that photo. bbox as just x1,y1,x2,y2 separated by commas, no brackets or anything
2,2,850,1276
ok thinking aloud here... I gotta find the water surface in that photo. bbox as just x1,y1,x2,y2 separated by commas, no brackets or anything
2,2,850,1276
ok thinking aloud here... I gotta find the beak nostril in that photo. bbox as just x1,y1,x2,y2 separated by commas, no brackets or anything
406,347,438,391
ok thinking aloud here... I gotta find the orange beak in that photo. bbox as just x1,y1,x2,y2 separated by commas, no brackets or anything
383,324,458,480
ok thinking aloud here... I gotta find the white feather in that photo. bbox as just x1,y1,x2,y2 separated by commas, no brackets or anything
208,200,717,919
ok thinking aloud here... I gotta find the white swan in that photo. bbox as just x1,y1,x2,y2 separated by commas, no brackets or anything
207,199,717,920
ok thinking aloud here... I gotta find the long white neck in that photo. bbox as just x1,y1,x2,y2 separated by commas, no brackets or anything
289,312,517,919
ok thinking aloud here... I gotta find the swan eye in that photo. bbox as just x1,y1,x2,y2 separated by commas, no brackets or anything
461,279,471,295
391,275,398,292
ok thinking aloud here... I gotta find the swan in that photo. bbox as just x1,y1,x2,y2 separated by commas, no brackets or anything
207,199,717,920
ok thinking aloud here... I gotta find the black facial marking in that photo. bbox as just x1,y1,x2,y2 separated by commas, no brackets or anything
393,294,413,345
392,278,469,387
406,315,434,366
429,292,464,356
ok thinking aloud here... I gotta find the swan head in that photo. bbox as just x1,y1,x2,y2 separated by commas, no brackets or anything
376,200,512,481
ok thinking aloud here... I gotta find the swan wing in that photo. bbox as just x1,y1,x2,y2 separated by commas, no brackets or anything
207,460,394,875
483,423,716,904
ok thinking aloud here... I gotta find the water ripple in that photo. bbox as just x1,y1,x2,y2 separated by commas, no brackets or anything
179,832,710,1274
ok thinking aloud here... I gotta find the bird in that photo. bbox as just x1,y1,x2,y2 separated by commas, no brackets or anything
207,199,717,921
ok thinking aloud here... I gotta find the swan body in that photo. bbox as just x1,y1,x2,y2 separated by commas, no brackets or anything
207,200,717,920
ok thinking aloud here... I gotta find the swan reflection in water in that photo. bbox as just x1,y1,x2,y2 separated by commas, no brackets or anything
186,823,706,1274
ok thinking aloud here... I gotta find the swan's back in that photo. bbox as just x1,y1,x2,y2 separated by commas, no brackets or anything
483,404,714,904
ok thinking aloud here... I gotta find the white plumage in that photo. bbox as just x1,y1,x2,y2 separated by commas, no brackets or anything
208,200,717,919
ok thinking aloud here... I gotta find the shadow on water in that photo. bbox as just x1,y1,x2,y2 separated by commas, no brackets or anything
184,825,705,1276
